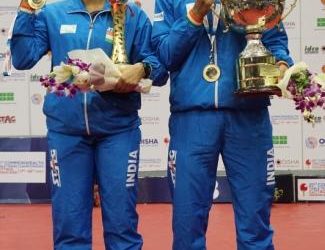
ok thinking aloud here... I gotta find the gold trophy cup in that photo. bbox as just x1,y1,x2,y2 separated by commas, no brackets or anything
220,0,297,96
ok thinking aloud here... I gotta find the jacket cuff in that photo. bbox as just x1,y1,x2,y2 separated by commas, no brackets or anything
187,8,203,26
275,55,294,67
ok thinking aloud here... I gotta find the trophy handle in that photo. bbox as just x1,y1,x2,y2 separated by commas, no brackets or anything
280,0,298,21
210,4,231,33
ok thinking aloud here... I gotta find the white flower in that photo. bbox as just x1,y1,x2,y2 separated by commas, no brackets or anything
52,63,81,84
313,73,325,88
278,62,309,98
73,71,91,90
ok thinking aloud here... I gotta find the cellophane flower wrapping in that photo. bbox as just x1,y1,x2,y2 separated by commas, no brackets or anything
278,62,325,124
40,48,152,97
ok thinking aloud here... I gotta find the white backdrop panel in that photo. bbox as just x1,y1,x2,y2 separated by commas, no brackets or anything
0,0,324,172
269,97,303,170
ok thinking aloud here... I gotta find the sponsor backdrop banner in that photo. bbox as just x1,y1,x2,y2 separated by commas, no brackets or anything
0,152,46,183
0,0,325,202
269,98,303,170
296,176,325,201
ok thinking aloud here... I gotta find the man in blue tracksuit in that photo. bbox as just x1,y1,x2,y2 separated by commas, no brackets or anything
11,0,168,249
152,0,293,249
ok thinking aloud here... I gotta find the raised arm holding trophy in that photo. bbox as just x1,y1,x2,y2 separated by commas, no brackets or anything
152,0,294,249
10,0,168,249
219,0,297,96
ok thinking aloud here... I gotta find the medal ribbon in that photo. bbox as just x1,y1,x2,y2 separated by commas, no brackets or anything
203,2,221,65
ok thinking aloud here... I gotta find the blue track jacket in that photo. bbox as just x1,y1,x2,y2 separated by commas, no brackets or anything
11,0,168,135
152,0,294,112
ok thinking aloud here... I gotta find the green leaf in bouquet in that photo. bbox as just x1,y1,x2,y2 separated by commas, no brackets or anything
291,69,309,92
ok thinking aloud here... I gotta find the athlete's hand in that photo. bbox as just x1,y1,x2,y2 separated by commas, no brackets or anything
192,0,214,19
113,63,145,93
20,0,35,11
134,0,141,7
87,62,122,92
277,61,289,80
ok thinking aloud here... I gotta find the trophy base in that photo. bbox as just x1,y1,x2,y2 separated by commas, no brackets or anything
235,86,282,97
236,34,282,97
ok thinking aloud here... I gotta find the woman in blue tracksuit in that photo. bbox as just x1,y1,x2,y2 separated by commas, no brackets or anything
11,0,168,249
152,0,293,249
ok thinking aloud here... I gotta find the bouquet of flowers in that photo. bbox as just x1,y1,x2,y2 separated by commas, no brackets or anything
40,58,92,97
278,62,325,124
40,48,152,97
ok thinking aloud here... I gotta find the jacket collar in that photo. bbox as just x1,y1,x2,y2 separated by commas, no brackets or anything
66,0,111,13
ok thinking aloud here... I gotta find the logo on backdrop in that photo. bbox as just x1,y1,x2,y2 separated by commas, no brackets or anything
1,72,26,82
305,137,318,149
142,91,161,102
140,138,159,147
304,45,319,54
270,115,300,125
276,158,300,168
283,21,296,30
298,179,325,201
0,92,14,102
317,17,325,28
0,115,16,124
274,188,284,201
50,149,61,187
305,137,325,149
272,135,288,145
305,159,312,167
299,182,308,196
140,116,160,125
304,159,325,169
30,74,42,82
163,137,170,146
31,93,43,105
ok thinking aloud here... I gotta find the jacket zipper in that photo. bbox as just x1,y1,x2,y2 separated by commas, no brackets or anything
83,10,108,135
84,18,93,135
214,38,219,109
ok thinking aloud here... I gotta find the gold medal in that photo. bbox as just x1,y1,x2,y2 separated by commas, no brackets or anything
203,64,221,82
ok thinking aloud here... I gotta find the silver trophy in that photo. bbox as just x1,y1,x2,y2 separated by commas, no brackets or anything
220,0,297,96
